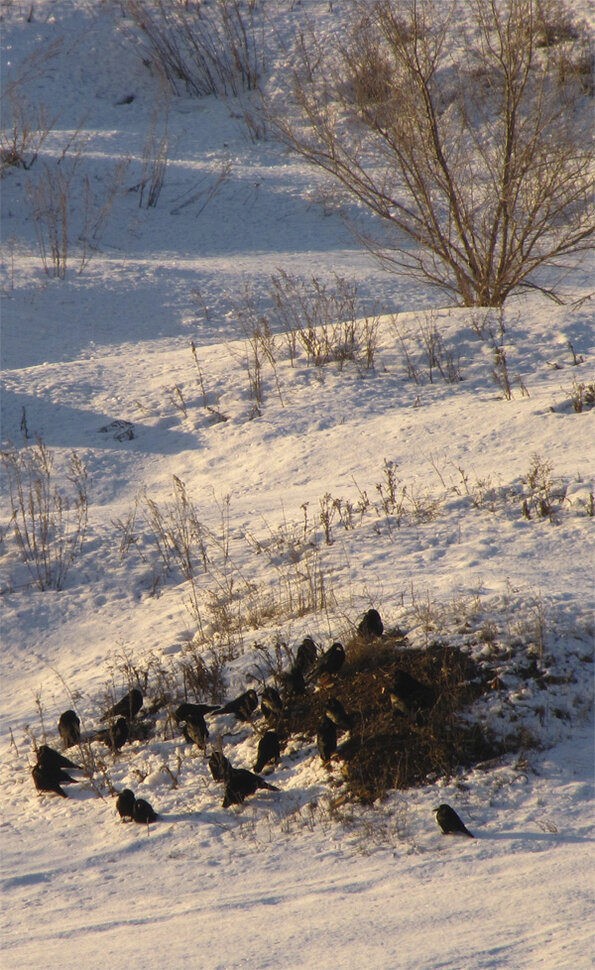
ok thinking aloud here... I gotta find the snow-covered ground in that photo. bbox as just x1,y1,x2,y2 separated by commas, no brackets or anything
1,2,593,968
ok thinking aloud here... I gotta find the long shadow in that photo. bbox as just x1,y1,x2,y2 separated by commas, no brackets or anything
1,387,202,456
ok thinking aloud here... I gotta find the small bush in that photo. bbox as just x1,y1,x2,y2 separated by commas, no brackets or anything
1,439,88,591
285,633,511,803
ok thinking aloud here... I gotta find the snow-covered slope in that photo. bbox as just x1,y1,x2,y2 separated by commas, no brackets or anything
1,2,593,968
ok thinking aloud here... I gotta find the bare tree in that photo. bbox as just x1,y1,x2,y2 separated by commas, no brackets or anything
270,0,593,306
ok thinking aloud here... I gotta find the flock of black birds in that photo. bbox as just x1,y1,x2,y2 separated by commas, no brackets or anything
30,609,476,839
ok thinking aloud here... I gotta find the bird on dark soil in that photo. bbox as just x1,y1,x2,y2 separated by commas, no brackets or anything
58,709,81,748
357,608,384,640
324,697,353,732
434,804,474,838
96,716,129,751
222,766,280,808
294,637,318,673
32,763,69,797
253,730,281,773
116,788,136,821
309,643,345,684
316,715,337,764
279,666,306,697
212,689,259,722
208,750,233,783
386,669,436,719
100,688,143,722
261,686,284,721
37,745,82,773
133,797,158,824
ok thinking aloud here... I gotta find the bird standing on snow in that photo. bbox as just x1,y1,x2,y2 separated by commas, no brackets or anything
316,715,337,764
37,745,82,773
133,797,158,824
116,788,136,821
253,730,281,773
32,763,69,798
222,766,280,808
434,804,474,838
58,709,81,748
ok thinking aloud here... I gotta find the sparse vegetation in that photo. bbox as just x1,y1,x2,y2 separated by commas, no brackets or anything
1,438,88,591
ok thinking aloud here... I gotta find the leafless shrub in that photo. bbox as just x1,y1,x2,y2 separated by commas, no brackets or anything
567,379,595,413
0,95,55,175
389,314,462,385
269,270,379,371
521,453,564,520
1,438,88,591
122,0,265,98
139,80,169,208
271,0,594,306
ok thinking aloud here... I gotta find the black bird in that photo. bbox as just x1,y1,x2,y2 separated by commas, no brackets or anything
325,697,353,732
253,730,281,773
294,637,318,673
386,669,436,719
175,704,214,749
208,750,233,782
37,745,82,773
316,715,337,764
222,767,280,808
309,643,345,683
96,716,129,751
279,666,306,697
116,788,136,821
261,686,284,720
357,608,384,640
174,702,219,723
212,689,258,722
100,688,143,722
133,797,158,824
434,804,474,838
32,763,68,797
58,709,81,748
183,717,209,749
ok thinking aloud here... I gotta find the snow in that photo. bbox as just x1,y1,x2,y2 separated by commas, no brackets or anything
1,1,594,968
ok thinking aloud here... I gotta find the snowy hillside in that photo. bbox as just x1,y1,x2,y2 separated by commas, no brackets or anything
1,1,593,968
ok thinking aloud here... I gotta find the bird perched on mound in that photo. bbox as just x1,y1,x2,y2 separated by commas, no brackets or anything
95,716,129,751
212,689,258,722
357,608,384,640
294,637,318,673
100,688,143,722
434,804,474,838
133,797,158,824
386,669,436,719
316,715,337,764
324,697,353,732
58,709,80,748
253,730,281,773
260,686,284,721
279,665,306,698
116,788,136,821
308,643,345,684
